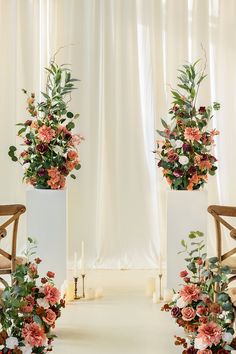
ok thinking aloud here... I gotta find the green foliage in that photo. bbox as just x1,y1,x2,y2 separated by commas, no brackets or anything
154,58,220,190
8,59,83,189
0,238,65,353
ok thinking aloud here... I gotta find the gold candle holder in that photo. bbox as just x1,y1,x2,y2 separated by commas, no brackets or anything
81,273,86,298
74,277,81,300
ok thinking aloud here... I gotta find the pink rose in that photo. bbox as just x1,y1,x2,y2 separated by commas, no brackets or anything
197,322,222,347
181,307,196,321
22,322,46,347
43,284,60,305
43,309,57,325
179,284,200,303
197,350,212,354
180,270,188,278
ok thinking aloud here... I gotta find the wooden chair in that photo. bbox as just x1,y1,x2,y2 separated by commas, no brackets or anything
0,204,26,286
208,205,236,282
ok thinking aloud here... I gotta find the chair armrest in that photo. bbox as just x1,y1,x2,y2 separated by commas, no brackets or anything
0,227,7,239
230,229,236,240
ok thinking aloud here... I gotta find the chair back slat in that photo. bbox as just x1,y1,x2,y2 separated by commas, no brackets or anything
208,205,236,280
0,204,26,283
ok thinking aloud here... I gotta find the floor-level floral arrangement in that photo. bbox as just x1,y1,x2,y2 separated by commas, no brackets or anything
162,231,235,354
0,238,64,354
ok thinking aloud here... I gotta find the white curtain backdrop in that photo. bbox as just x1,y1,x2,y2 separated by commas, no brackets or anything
0,0,235,268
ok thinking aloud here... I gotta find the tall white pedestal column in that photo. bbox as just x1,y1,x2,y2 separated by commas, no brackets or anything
26,189,68,287
166,190,207,289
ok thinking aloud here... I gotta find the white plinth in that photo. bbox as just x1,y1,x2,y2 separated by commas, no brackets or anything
26,189,68,287
166,190,207,289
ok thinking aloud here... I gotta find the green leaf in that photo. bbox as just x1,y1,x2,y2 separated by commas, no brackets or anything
196,231,204,237
67,112,74,118
18,127,26,135
75,164,81,170
41,92,50,100
9,145,17,151
222,302,233,311
189,232,197,239
66,122,75,131
208,256,218,264
70,174,76,179
161,119,168,129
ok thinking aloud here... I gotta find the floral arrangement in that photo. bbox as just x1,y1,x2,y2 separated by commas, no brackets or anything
8,60,83,189
154,60,220,190
0,238,65,353
162,231,235,354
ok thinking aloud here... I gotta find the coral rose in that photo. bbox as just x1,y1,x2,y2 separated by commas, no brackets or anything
197,321,222,347
43,284,60,305
180,270,188,278
43,309,57,326
197,350,212,354
38,125,55,143
184,127,201,141
67,150,78,160
22,322,46,347
181,307,196,321
179,284,200,303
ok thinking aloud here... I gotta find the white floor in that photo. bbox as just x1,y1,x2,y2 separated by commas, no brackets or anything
53,271,181,354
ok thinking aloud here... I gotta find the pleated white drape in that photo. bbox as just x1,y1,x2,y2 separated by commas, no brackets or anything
0,0,235,267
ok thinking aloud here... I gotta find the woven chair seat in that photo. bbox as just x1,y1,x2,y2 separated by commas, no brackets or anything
0,255,25,271
222,256,236,272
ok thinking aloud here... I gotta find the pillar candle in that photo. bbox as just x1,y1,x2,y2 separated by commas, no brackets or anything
85,287,95,300
145,277,156,297
73,252,78,277
95,287,104,298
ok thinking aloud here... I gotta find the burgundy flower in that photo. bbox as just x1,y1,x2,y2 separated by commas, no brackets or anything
65,132,72,140
173,105,179,112
171,306,181,318
36,143,48,153
217,349,230,354
173,169,183,178
24,119,32,126
188,166,196,175
183,143,192,153
186,347,198,354
37,168,46,177
58,165,69,176
199,106,206,115
183,277,190,283
24,139,32,145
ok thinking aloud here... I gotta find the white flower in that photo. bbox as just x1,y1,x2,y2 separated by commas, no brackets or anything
172,293,180,302
179,155,189,165
222,332,233,343
176,296,188,308
175,140,183,148
6,337,18,349
194,337,208,350
53,145,64,155
170,139,176,147
37,297,50,309
21,343,33,354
